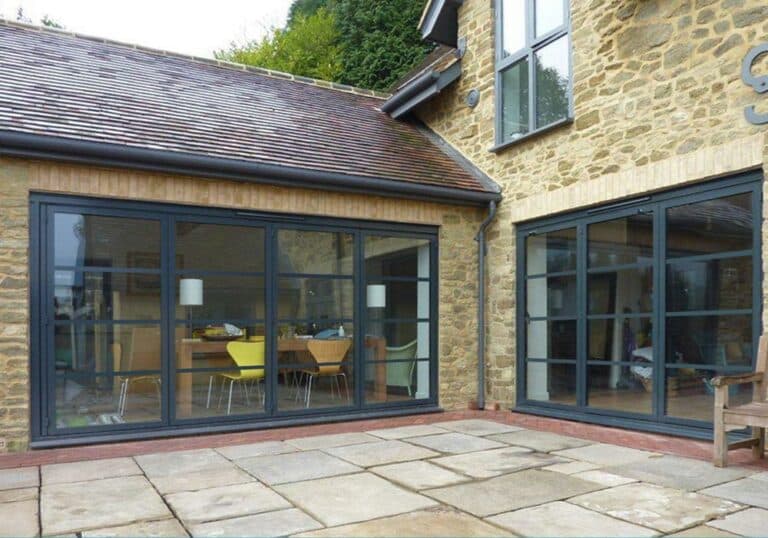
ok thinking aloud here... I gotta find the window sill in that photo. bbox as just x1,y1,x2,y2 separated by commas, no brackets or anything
488,117,573,154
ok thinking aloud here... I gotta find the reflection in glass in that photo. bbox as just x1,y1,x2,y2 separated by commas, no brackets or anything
527,275,576,317
588,268,652,315
526,362,576,404
277,278,353,323
589,317,652,362
501,59,530,141
589,213,653,267
278,230,353,275
365,236,430,279
527,320,576,359
667,257,752,312
535,35,570,128
587,364,652,414
175,222,264,272
667,193,752,258
502,0,526,56
535,0,565,37
175,275,266,321
526,228,576,274
666,315,752,367
666,368,752,422
54,271,161,321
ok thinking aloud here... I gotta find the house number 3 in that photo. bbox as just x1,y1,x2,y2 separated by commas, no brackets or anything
742,43,768,125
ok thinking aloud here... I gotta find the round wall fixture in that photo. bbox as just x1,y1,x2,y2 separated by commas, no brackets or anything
466,89,480,108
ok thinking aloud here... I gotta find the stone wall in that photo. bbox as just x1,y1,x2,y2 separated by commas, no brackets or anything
417,0,768,406
0,157,483,451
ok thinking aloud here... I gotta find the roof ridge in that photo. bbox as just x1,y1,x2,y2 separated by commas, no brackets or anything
0,18,391,100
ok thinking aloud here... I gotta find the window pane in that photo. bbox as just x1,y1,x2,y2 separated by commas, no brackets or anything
526,362,576,404
367,281,429,320
175,324,265,369
365,321,429,358
666,368,752,422
588,364,652,414
501,58,530,140
277,277,353,322
667,257,752,312
365,360,430,404
55,271,161,321
54,213,160,268
589,213,653,267
526,227,576,273
502,0,526,56
365,236,430,279
278,230,353,275
527,320,576,359
588,267,653,315
535,35,570,128
175,222,264,273
589,318,653,362
176,370,265,419
667,193,752,258
535,0,565,37
666,315,753,367
176,275,265,321
527,275,576,317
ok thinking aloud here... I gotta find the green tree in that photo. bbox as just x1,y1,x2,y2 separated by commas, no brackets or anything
215,8,342,81
287,0,330,27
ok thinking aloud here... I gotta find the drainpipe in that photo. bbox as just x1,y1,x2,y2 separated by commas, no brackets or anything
475,200,498,410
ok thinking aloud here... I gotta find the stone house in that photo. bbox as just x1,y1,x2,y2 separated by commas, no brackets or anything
0,0,767,451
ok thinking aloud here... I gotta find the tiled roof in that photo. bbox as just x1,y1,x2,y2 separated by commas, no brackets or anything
389,45,458,93
0,21,497,196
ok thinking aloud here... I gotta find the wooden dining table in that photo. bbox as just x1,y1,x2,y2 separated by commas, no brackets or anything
176,336,387,417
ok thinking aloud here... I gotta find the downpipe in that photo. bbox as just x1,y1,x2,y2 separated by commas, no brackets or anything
475,200,498,410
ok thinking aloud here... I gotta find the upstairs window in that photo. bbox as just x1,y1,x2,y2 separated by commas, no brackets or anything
495,0,572,147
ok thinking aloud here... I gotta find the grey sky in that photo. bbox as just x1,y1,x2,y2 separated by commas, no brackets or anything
0,0,294,58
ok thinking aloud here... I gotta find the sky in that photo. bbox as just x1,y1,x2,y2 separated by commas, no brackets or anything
0,0,294,58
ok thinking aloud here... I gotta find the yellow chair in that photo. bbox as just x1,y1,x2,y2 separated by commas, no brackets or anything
207,341,265,415
300,339,352,407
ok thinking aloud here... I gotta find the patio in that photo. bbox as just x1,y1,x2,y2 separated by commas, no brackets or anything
2,416,767,537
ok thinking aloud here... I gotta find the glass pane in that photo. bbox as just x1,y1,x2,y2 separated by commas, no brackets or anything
54,213,161,269
278,230,353,275
527,275,576,317
535,0,565,37
176,369,266,419
589,318,653,362
501,58,530,141
502,0,526,56
175,222,264,273
587,364,652,414
535,35,570,128
589,213,653,267
276,338,354,411
54,271,161,321
176,275,265,321
666,368,752,421
666,315,753,367
526,320,576,359
667,257,752,312
526,227,576,274
175,324,265,369
366,281,429,321
365,360,430,404
667,193,752,258
588,267,653,315
526,362,576,404
365,321,429,358
277,278,353,322
54,324,162,429
365,236,430,279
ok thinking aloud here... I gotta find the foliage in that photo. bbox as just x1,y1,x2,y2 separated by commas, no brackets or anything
287,0,330,27
215,7,342,81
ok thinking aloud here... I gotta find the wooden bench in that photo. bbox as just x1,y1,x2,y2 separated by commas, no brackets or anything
712,334,768,467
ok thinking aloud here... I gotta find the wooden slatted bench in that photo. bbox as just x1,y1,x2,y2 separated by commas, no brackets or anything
712,334,768,467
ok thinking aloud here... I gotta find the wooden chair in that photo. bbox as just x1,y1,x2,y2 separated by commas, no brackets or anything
712,334,768,467
300,339,352,407
114,327,162,417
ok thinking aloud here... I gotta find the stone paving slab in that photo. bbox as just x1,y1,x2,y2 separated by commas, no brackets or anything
700,477,768,509
236,450,360,485
0,467,38,491
135,449,232,477
81,518,189,537
297,507,513,537
669,525,740,537
370,460,470,490
42,457,141,485
408,432,506,454
165,482,291,525
189,508,322,537
553,443,659,466
432,419,524,436
0,487,37,503
424,469,603,517
487,500,658,537
0,499,38,538
571,469,637,487
487,430,592,452
604,455,754,491
324,439,438,467
570,482,743,533
275,472,438,527
431,447,563,478
751,471,768,482
40,475,171,535
707,507,768,537
148,465,255,494
285,432,379,450
366,424,450,440
543,460,601,474
215,440,297,460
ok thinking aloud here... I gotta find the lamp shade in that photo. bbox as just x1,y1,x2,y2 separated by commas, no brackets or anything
366,284,386,308
179,278,203,306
